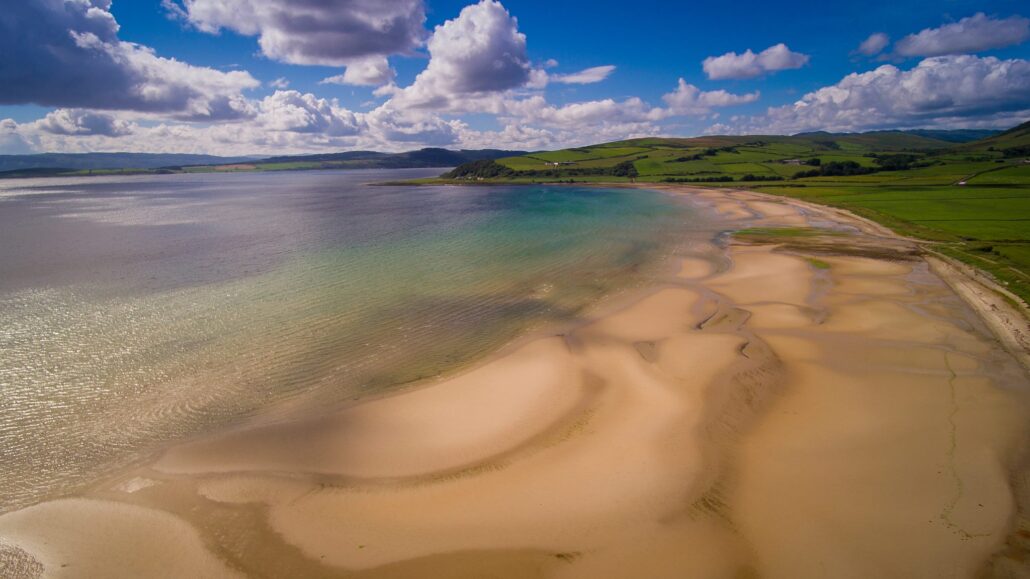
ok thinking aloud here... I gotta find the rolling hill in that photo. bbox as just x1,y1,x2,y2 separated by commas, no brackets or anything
435,122,1030,306
0,148,525,178
0,152,257,173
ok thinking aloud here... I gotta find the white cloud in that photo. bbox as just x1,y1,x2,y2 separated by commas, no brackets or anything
857,33,890,56
730,55,1030,133
255,91,362,136
0,119,34,155
166,0,426,66
0,0,259,120
895,13,1030,57
389,0,533,110
320,56,396,87
35,109,135,137
702,43,809,79
458,123,555,150
662,79,759,115
504,96,659,127
364,108,461,145
550,65,616,84
269,77,290,89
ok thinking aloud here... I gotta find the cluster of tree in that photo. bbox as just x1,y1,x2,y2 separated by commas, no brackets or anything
804,158,821,166
739,174,785,181
611,161,639,178
669,147,734,163
869,153,924,171
794,160,874,178
442,160,515,179
443,159,639,180
1001,145,1030,158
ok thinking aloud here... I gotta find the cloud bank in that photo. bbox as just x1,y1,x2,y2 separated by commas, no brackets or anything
729,55,1030,133
2,2,1024,156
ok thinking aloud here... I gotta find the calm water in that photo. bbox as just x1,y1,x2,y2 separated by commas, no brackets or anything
0,169,698,511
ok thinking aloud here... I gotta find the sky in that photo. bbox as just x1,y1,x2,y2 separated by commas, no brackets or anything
0,0,1028,156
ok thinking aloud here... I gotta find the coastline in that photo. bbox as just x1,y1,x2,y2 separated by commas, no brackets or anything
1,186,1027,577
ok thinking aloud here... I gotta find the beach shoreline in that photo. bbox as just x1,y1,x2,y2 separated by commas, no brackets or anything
1,185,1027,578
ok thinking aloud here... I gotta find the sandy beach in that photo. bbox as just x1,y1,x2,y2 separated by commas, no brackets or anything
1,186,1028,578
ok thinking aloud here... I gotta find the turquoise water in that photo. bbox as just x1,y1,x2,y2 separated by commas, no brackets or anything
0,169,697,510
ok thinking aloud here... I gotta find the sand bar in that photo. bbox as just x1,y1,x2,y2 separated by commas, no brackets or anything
0,186,1027,578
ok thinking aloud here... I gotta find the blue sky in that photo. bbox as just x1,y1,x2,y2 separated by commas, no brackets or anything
0,0,1028,154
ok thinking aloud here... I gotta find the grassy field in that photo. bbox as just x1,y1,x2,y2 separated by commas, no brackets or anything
435,121,1030,306
752,182,1030,301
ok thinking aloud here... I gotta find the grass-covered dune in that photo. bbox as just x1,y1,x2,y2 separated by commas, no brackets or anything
432,121,1030,306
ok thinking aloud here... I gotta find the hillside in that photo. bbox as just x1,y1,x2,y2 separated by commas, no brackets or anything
433,121,1030,306
957,120,1030,154
895,128,1001,143
0,152,257,173
437,125,1027,184
248,148,525,171
0,148,524,178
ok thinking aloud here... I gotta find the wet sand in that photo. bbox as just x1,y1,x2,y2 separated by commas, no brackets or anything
1,186,1028,578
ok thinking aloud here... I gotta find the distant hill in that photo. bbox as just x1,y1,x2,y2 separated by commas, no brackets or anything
0,152,257,172
0,148,525,178
957,120,1030,154
894,129,1001,143
255,148,525,169
788,130,955,149
437,119,1029,183
792,128,1001,145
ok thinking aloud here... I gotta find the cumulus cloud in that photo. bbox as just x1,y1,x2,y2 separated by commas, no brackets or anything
458,123,556,150
504,96,660,128
732,55,1030,133
269,77,290,89
702,43,810,79
255,91,361,136
550,65,616,84
662,80,759,115
364,108,461,145
35,109,135,137
166,0,426,67
492,77,756,138
0,0,259,120
320,56,396,87
0,119,34,155
895,13,1030,57
857,33,890,56
389,0,532,109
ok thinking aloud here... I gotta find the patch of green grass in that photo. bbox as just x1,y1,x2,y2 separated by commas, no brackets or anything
737,181,1030,304
938,244,1030,305
967,164,1030,185
713,162,776,175
806,257,831,269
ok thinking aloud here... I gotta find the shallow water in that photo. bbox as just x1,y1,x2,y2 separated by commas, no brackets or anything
0,169,699,511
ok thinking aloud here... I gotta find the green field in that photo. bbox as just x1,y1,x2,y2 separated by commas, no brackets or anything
438,121,1030,306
